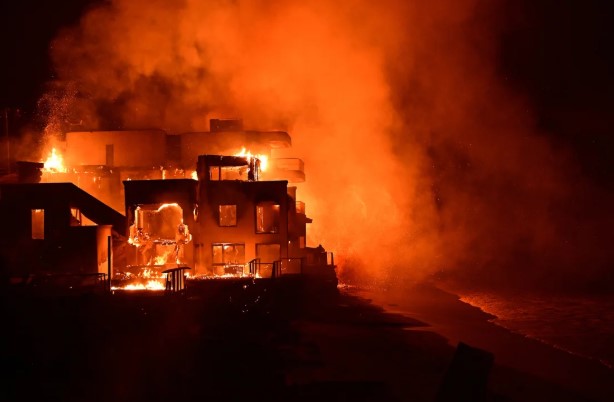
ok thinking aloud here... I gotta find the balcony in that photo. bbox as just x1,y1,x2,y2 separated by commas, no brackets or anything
263,158,305,183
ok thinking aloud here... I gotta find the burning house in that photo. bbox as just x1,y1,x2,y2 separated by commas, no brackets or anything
0,119,335,292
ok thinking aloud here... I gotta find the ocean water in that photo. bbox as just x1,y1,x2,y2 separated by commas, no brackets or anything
456,291,614,368
344,282,614,371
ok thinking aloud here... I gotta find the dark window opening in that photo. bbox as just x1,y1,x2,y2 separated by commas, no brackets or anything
256,202,280,233
209,166,249,181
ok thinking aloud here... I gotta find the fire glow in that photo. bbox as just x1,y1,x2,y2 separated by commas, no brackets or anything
43,148,67,172
112,280,165,291
235,147,268,172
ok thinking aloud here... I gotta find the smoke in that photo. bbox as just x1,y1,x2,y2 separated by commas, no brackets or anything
43,0,613,290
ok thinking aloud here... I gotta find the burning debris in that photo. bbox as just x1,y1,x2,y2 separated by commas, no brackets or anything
43,148,67,173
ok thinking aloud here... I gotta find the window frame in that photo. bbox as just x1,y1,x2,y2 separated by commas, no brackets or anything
218,204,238,227
255,201,281,234
211,243,246,266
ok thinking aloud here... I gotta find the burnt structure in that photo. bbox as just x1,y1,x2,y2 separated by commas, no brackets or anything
0,183,116,282
0,119,335,288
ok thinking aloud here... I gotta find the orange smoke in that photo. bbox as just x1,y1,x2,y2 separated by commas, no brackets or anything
42,0,614,289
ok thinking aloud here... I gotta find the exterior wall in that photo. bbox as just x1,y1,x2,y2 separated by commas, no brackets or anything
66,130,167,167
0,184,113,276
64,226,110,274
196,180,289,275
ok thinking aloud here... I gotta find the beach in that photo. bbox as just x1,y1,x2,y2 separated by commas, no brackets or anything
352,283,614,401
2,280,613,401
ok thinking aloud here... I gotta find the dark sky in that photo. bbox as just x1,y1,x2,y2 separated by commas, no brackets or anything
502,1,614,129
500,0,614,185
0,0,94,108
1,0,613,183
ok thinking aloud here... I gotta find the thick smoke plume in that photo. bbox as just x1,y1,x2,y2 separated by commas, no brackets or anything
44,0,613,290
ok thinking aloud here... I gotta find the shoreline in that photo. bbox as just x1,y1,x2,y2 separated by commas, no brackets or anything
350,282,614,402
458,297,614,370
440,284,614,369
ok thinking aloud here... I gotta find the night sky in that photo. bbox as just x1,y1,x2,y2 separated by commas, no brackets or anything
1,0,613,186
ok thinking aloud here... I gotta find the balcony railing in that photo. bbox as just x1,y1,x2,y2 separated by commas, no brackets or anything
247,258,304,278
271,158,304,171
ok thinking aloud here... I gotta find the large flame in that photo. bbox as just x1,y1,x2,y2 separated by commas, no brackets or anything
235,147,268,172
112,280,165,291
43,148,67,172
152,250,173,266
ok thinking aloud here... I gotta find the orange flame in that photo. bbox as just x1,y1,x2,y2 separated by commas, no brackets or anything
113,280,165,291
235,147,268,172
43,148,67,172
152,250,173,266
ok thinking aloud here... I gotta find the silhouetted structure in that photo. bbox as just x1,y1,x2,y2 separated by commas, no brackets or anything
436,342,494,402
0,119,336,291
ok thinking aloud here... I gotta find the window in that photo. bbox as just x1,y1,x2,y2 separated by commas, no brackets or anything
209,166,249,181
256,202,280,233
256,243,280,263
212,243,245,265
218,205,237,226
31,209,44,239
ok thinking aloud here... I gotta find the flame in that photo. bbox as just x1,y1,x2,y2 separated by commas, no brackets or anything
235,147,268,172
152,250,173,266
191,170,198,180
43,148,67,172
141,268,154,278
113,279,165,291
